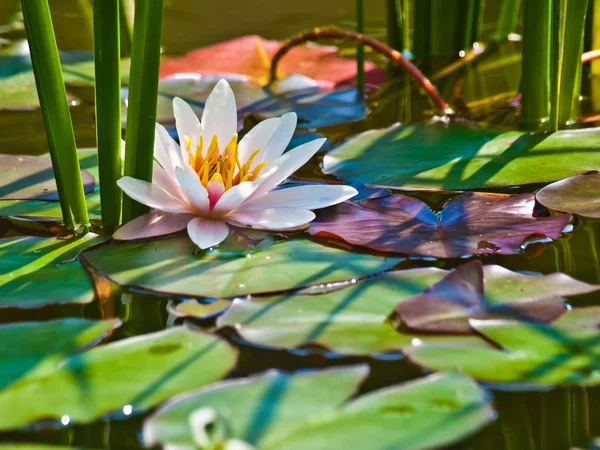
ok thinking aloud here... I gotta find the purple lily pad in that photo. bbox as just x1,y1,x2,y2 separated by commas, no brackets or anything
309,192,571,258
536,171,600,218
390,261,567,334
0,154,95,201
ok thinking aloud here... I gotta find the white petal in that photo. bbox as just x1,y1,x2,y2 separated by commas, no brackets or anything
117,176,194,213
211,181,257,216
153,127,175,177
157,123,187,167
227,208,315,230
201,79,237,155
175,166,210,213
113,210,195,240
189,408,217,448
174,97,202,151
251,138,326,199
153,162,186,200
242,184,358,210
260,112,297,164
187,217,230,249
237,117,281,164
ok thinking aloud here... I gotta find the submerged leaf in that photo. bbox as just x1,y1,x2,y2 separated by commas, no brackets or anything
390,261,567,334
323,121,600,190
0,233,104,308
82,237,401,299
144,367,494,450
408,319,600,388
536,172,600,218
0,325,236,431
309,192,570,258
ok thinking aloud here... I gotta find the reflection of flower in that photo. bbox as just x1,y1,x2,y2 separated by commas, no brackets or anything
187,407,254,450
115,79,357,249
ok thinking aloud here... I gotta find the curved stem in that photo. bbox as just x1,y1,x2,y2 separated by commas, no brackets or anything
269,28,452,115
582,49,600,63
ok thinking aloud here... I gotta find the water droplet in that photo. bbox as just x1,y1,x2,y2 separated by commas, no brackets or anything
61,415,70,425
459,50,466,57
239,283,246,289
122,404,133,416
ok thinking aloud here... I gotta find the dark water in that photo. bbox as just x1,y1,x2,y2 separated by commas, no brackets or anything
2,1,600,450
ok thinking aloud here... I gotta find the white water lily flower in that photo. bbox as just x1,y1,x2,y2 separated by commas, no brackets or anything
115,79,357,249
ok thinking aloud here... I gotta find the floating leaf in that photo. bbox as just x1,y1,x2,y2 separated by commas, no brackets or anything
323,121,600,190
0,154,95,201
168,299,232,320
309,192,570,257
219,265,595,356
390,261,567,334
0,445,89,450
0,233,104,308
144,367,494,450
82,237,401,299
536,172,600,218
159,35,386,89
0,325,236,431
407,319,600,388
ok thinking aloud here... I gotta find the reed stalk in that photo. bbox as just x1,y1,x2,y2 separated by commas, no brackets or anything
356,0,365,96
495,0,521,39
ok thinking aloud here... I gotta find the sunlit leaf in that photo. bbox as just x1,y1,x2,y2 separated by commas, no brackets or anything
0,233,104,308
536,172,600,218
0,325,237,431
309,192,570,257
82,237,401,299
144,367,494,450
323,121,600,190
408,319,600,388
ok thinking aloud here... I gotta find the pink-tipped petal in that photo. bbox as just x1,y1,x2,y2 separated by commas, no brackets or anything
174,97,202,151
227,208,316,230
153,126,176,177
206,176,226,208
157,123,188,167
242,184,358,210
113,210,195,240
251,138,326,199
117,177,194,213
175,166,210,214
153,162,186,200
187,217,230,249
201,79,237,155
211,181,258,216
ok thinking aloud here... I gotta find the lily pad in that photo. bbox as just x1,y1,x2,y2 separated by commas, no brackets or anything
0,325,237,431
0,154,95,201
218,265,596,356
144,367,494,450
159,35,386,89
0,446,89,450
0,233,103,308
536,172,600,218
168,299,232,320
323,121,600,190
390,261,567,334
82,237,401,299
407,319,600,388
309,192,571,258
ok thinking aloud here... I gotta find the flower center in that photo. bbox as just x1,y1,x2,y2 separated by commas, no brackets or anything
184,133,268,191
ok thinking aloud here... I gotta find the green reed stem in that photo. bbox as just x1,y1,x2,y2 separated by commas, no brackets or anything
119,0,135,57
495,0,521,39
356,0,365,96
94,0,122,233
122,0,164,223
20,0,89,231
386,0,404,51
549,0,589,130
520,0,552,128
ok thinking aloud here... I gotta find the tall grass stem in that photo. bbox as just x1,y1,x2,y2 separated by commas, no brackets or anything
356,0,365,96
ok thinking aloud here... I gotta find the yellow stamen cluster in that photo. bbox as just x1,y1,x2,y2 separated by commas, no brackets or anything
186,133,268,191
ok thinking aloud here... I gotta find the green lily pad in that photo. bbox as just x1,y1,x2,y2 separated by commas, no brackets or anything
407,319,600,388
168,299,232,320
0,325,237,431
218,265,598,356
0,446,90,450
144,367,494,450
0,233,103,308
0,149,102,220
323,120,600,190
0,318,119,392
81,237,401,299
536,172,600,218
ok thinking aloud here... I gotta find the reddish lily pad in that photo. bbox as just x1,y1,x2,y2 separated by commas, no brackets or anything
0,154,95,201
536,172,600,218
390,261,567,334
309,192,571,258
159,35,386,89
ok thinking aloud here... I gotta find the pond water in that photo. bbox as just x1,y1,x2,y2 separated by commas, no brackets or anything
2,1,600,449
